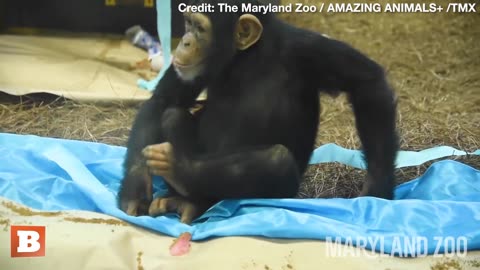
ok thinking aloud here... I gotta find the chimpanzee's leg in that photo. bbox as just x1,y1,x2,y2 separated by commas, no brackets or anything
118,99,164,216
146,107,301,200
118,103,198,216
145,141,301,223
144,107,301,222
146,142,302,202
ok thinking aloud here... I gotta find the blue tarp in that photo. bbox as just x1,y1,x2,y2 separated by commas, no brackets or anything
138,0,172,90
0,132,479,256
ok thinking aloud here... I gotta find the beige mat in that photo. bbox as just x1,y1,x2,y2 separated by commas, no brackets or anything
0,34,154,102
1,198,478,270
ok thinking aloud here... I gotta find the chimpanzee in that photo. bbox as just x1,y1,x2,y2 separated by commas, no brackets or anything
118,0,398,224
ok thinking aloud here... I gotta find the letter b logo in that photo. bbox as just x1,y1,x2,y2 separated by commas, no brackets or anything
11,226,46,257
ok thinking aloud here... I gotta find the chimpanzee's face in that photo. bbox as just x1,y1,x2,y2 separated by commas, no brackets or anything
173,12,212,82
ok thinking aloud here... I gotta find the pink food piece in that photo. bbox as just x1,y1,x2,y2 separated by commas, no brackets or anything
169,232,192,256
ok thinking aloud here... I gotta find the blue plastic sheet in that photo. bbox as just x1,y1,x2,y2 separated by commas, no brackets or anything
0,133,479,256
310,143,479,169
137,0,172,91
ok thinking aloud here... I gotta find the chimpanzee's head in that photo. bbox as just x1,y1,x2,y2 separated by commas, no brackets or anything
173,0,264,82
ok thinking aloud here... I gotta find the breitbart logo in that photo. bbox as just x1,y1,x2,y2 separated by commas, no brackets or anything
11,225,46,257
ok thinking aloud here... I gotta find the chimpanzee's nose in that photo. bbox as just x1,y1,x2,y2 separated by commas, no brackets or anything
182,34,194,48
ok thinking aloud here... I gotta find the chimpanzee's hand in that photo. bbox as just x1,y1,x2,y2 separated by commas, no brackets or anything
143,143,189,197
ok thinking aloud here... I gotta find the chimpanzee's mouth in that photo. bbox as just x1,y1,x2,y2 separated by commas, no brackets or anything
173,58,206,69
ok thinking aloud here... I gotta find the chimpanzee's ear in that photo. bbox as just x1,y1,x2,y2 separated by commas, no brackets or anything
235,14,263,50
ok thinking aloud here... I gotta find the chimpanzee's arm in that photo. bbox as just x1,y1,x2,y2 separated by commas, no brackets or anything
118,66,204,215
301,34,399,199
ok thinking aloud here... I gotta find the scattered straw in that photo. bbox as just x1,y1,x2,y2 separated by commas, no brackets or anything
1,201,61,217
430,258,462,270
63,217,128,226
0,218,10,231
137,251,144,270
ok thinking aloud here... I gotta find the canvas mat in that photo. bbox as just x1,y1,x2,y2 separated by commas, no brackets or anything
0,34,154,102
1,198,478,270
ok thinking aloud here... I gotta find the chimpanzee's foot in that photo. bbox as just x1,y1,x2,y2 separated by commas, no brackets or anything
149,196,211,224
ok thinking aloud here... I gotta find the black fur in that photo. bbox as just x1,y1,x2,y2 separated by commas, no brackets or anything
118,0,398,211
